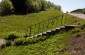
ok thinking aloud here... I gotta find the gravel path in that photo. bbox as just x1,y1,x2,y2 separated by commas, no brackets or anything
69,13,85,19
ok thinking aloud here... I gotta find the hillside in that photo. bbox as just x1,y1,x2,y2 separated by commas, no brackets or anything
0,8,85,55
0,19,85,55
0,0,85,55
71,8,85,14
0,9,62,38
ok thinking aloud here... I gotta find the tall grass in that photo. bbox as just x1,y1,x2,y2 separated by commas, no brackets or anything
0,9,62,38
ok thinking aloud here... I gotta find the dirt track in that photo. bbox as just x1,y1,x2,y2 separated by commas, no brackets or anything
69,13,85,19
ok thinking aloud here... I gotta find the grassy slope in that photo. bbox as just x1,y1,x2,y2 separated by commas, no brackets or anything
0,9,85,55
0,9,62,38
0,27,85,55
66,15,85,25
0,16,85,55
0,32,71,55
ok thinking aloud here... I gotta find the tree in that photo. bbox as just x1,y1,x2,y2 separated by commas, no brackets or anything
0,0,13,16
0,0,62,15
57,5,61,11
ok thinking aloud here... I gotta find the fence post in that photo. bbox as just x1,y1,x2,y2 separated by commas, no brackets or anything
56,17,58,27
61,14,64,26
47,19,49,29
42,21,45,32
38,23,41,33
33,24,36,35
29,26,32,37
64,13,67,26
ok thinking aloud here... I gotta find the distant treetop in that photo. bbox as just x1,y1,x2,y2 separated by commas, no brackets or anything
0,0,62,15
71,8,85,14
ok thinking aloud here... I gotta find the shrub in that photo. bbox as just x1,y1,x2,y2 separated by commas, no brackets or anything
24,34,29,38
6,40,11,46
5,32,20,41
12,38,29,46
0,0,13,16
80,24,85,29
75,33,81,38
12,35,50,46
0,44,6,49
71,28,80,33
28,38,39,44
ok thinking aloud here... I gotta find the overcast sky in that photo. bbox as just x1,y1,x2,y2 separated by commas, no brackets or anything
46,0,85,12
0,0,85,12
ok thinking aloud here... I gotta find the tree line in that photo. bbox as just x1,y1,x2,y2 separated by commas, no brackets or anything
0,0,62,16
71,8,85,14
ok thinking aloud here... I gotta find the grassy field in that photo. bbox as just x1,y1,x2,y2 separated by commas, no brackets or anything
0,26,85,55
0,31,71,55
0,8,84,38
66,15,85,25
0,8,85,55
0,9,63,38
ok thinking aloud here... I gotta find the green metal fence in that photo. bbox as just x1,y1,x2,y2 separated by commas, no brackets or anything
27,14,66,36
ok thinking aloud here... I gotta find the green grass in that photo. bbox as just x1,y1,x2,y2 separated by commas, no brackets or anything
0,31,71,55
0,8,84,38
0,9,63,38
65,14,85,25
0,8,85,55
0,26,85,55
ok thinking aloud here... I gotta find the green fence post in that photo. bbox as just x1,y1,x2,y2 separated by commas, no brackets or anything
64,13,67,26
29,26,32,37
38,23,41,34
42,21,44,32
61,14,64,26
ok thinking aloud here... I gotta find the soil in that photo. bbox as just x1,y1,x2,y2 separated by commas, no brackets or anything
64,33,85,55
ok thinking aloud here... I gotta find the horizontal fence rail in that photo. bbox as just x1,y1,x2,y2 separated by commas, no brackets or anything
27,14,66,37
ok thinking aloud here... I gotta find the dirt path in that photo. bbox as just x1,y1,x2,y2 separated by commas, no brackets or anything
69,13,85,19
64,33,85,55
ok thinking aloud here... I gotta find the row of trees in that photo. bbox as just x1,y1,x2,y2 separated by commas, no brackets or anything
0,0,62,15
71,8,85,14
26,0,61,12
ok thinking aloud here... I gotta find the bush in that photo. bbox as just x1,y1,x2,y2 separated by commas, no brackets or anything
12,36,49,46
6,40,11,46
81,24,85,29
24,34,29,38
75,33,81,38
5,32,20,41
71,28,80,33
0,44,6,49
12,38,28,46
0,0,13,16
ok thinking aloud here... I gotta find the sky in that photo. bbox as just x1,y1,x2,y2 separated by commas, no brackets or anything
0,0,85,13
46,0,85,12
